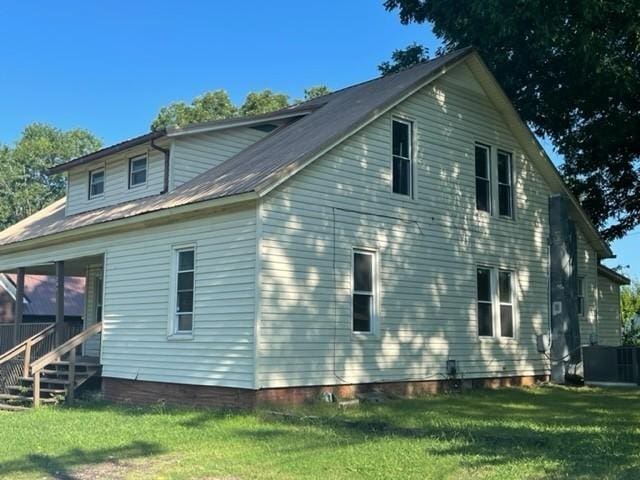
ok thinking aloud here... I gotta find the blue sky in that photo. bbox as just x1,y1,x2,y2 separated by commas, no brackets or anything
0,1,636,277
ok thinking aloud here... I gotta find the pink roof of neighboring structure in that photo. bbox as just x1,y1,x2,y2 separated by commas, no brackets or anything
5,274,85,317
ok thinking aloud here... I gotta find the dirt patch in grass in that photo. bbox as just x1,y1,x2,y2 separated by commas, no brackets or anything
57,454,181,480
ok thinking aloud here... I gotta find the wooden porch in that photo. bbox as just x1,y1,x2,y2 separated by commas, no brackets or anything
0,255,104,410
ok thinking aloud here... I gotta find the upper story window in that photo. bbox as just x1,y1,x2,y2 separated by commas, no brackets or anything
352,249,377,333
475,144,491,213
129,154,148,188
497,150,514,218
477,266,515,338
392,119,413,196
172,247,195,334
88,169,105,200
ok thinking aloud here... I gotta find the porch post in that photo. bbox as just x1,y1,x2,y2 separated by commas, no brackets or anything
13,267,25,346
55,261,65,346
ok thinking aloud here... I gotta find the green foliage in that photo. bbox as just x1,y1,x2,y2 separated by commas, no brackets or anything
303,85,331,100
384,0,640,240
378,43,429,75
150,90,238,131
621,280,640,345
0,124,101,230
239,89,289,117
152,85,331,130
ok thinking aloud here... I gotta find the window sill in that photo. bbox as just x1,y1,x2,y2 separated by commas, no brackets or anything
477,335,518,343
351,331,378,340
167,333,193,341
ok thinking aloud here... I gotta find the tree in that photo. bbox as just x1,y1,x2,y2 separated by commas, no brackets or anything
383,0,640,241
378,43,429,76
0,123,101,230
152,85,331,130
622,280,640,345
151,90,237,130
303,85,332,100
239,89,289,117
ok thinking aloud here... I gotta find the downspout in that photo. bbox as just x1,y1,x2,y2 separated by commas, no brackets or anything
151,139,171,194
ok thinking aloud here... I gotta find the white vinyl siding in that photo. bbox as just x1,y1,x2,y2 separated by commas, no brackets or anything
576,231,598,343
597,275,622,346
171,127,269,188
0,204,257,389
66,147,166,216
257,61,551,388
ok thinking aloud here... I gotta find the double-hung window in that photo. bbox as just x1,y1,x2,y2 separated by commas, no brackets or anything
88,169,105,199
352,250,376,333
477,267,515,338
172,247,195,334
392,119,412,196
129,154,148,188
497,150,514,217
577,277,585,317
475,144,491,212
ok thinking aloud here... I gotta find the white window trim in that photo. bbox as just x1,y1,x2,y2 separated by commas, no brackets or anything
351,248,379,337
496,149,515,219
128,154,148,190
88,167,105,200
474,143,492,214
168,244,196,339
390,116,415,199
476,266,518,340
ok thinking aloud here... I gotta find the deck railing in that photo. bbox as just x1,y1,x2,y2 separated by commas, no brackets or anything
0,323,84,394
0,323,53,355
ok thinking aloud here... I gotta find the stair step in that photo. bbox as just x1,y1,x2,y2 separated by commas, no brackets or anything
0,394,57,404
0,403,30,411
52,361,100,368
19,377,75,385
6,386,66,395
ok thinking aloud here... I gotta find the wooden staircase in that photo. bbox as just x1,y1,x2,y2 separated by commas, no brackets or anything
0,323,102,410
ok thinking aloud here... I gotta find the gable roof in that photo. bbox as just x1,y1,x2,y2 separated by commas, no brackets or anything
0,274,85,317
597,265,631,285
0,47,612,259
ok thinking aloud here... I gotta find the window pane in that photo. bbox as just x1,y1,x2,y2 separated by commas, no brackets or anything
179,250,194,271
177,291,193,313
392,157,411,195
478,303,493,336
132,170,147,185
92,171,104,182
132,158,146,172
499,271,512,303
353,294,371,332
499,185,512,217
578,297,584,315
477,268,492,302
475,146,489,179
354,253,373,292
178,271,194,290
500,305,513,337
392,121,410,158
497,152,511,184
177,314,192,332
476,178,490,212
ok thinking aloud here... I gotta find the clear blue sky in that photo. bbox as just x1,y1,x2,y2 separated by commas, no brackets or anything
0,1,636,277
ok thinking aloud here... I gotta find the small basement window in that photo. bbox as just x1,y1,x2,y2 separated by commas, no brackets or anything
475,144,491,213
353,250,376,333
172,247,195,334
129,155,148,188
88,169,105,199
392,119,412,196
497,150,514,218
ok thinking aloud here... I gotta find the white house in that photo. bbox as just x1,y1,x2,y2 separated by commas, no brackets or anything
0,48,629,408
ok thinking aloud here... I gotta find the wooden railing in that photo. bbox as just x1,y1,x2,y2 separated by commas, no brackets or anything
31,322,102,406
0,323,53,355
0,324,55,395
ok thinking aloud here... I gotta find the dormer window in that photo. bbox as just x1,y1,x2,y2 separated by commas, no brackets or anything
129,154,148,188
88,169,105,199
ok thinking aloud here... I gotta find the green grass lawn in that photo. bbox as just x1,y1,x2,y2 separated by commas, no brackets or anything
0,385,639,479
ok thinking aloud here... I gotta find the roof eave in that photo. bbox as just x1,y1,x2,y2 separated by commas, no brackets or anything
597,264,631,285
